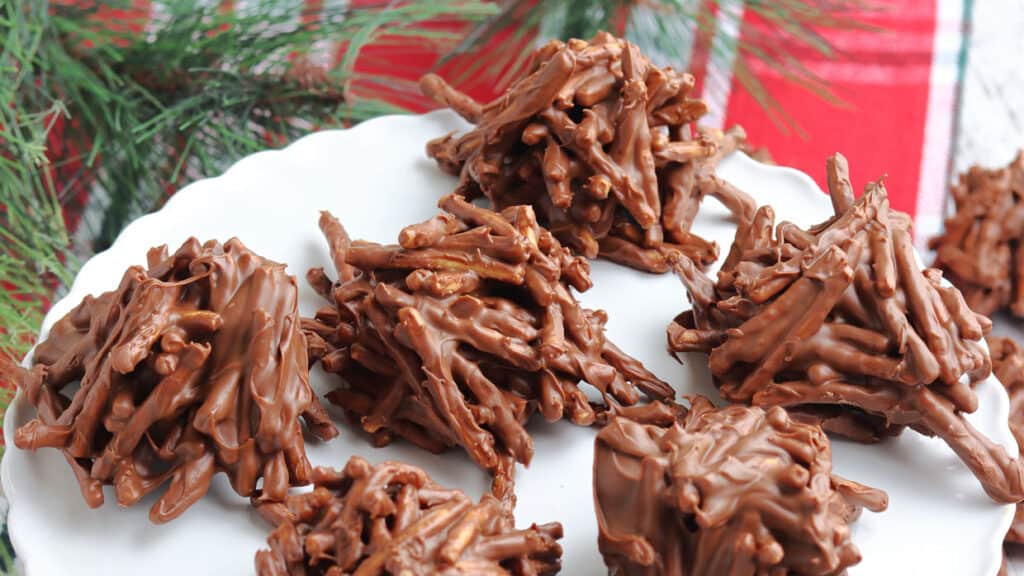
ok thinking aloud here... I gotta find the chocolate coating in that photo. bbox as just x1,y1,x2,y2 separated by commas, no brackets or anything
3,238,337,522
989,336,1024,543
594,398,887,575
421,32,754,273
667,153,1024,503
254,456,563,576
930,152,1024,317
306,194,671,475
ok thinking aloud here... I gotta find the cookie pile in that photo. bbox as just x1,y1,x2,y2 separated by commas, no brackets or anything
594,397,887,575
667,154,1023,503
421,32,754,273
931,152,1024,317
7,239,336,523
305,194,672,473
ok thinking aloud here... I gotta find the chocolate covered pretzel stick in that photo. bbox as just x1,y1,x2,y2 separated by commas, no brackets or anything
254,456,563,576
595,398,887,575
930,152,1024,317
668,153,1024,503
307,195,671,474
3,239,337,522
421,32,754,273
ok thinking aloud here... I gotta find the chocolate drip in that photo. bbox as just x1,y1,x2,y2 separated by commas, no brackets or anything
254,456,562,576
930,152,1024,317
306,194,671,475
594,399,886,575
989,336,1024,543
667,153,1024,503
3,238,337,523
421,32,754,273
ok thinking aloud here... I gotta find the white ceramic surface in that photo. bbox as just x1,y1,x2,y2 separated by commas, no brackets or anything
2,110,1016,575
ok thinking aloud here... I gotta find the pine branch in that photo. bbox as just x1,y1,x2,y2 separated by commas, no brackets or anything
1,1,77,361
54,0,496,248
0,0,496,363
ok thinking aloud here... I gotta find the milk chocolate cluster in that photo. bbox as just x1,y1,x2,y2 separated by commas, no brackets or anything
255,456,563,576
930,152,1024,317
306,194,672,474
421,32,754,273
594,397,887,575
667,153,1024,503
989,336,1024,543
5,239,337,522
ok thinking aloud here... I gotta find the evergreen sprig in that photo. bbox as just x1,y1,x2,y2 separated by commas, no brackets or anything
0,0,496,362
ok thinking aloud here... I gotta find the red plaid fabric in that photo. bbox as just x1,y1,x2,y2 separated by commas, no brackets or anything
73,0,966,248
351,0,965,248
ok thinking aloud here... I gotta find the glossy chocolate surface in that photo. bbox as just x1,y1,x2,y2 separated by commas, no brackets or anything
668,153,1024,503
306,194,671,474
5,238,336,522
595,399,886,575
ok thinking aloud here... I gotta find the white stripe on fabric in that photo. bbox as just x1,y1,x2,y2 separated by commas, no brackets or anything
311,0,350,69
953,1,1024,176
233,0,303,75
626,4,698,71
700,0,744,130
915,0,964,252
